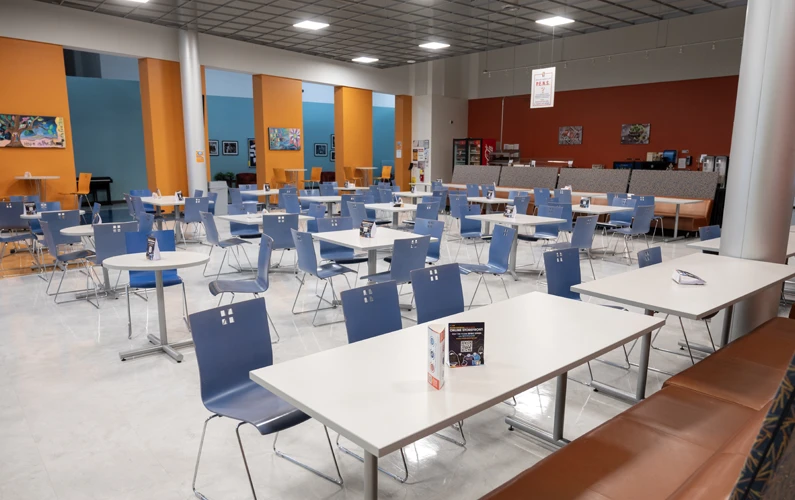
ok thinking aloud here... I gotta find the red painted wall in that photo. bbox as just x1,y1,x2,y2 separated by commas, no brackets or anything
468,76,738,169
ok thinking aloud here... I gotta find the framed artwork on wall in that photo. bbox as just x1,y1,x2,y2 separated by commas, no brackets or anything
248,138,256,167
0,114,66,148
330,150,336,162
331,134,335,149
209,140,219,156
620,124,651,145
558,126,582,145
314,143,328,157
222,141,238,155
268,127,301,150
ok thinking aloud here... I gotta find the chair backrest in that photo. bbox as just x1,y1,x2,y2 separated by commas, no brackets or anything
391,184,400,192
91,202,102,224
544,247,581,300
189,298,275,409
340,194,360,218
28,201,61,233
41,210,82,246
183,197,210,224
323,181,338,187
449,193,468,218
348,202,367,227
137,213,154,234
0,202,27,231
534,188,551,208
291,229,320,276
125,230,179,284
431,190,448,213
307,203,327,219
341,281,403,344
630,204,655,233
414,218,444,262
299,189,312,209
699,225,721,241
368,185,380,197
415,202,438,221
380,165,392,180
554,189,572,205
410,263,465,323
466,184,480,198
509,190,529,201
77,173,92,193
200,212,221,246
281,193,300,214
262,213,298,250
548,202,573,232
130,188,154,212
319,183,336,196
635,195,655,207
487,225,515,272
255,234,273,288
226,205,259,237
229,188,243,205
570,215,597,250
536,204,564,236
610,197,637,224
94,221,139,265
480,184,493,197
460,203,482,235
513,195,531,215
207,191,218,212
311,167,322,182
637,246,662,268
130,196,145,217
378,188,392,203
388,236,431,284
316,216,355,260
123,193,135,217
278,188,298,210
193,189,204,197
431,180,444,190
606,192,628,206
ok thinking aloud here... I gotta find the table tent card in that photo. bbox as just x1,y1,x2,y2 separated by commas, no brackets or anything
92,212,102,225
486,189,495,200
23,202,36,216
345,181,356,189
428,324,446,390
175,191,184,202
410,185,417,193
580,197,591,209
672,269,706,285
155,189,162,198
504,204,516,218
263,183,270,191
359,220,376,238
146,235,161,261
392,193,403,207
448,322,485,367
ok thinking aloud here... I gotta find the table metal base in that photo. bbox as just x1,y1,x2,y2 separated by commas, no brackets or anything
663,205,684,243
589,313,653,404
505,373,570,448
364,451,378,500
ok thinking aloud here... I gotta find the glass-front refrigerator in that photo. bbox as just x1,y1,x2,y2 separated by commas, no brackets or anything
453,139,468,168
453,138,484,171
467,139,482,165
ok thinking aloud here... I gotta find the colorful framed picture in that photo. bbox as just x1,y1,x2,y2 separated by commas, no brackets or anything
331,134,335,149
0,114,66,148
558,126,582,145
268,127,301,150
620,124,651,145
247,138,256,167
314,143,328,157
209,140,219,156
222,141,238,155
330,150,336,162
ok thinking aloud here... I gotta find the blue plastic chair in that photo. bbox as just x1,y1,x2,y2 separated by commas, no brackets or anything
200,211,253,279
455,203,484,262
130,189,155,213
432,189,448,213
340,194,361,218
180,197,210,244
229,188,243,206
518,204,563,249
281,193,301,214
549,201,573,232
512,195,530,215
262,213,298,270
193,189,204,197
635,195,662,241
25,202,62,237
10,195,40,203
553,189,572,205
363,236,430,290
207,191,218,215
480,184,494,198
240,184,258,205
699,225,721,241
93,221,139,318
610,204,654,265
410,263,465,323
189,298,343,500
317,217,368,267
227,205,261,239
597,197,637,232
544,215,598,279
508,190,529,201
299,189,314,211
319,183,336,196
306,203,326,233
606,192,628,206
448,193,468,233
130,196,146,218
377,188,392,203
40,216,98,307
459,225,515,309
404,201,438,228
291,229,356,326
349,202,389,228
533,188,551,213
137,213,154,234
0,201,35,271
465,184,480,198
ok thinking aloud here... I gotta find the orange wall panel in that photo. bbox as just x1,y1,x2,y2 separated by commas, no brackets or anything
334,87,373,183
394,95,412,190
468,76,738,169
138,58,188,195
201,66,211,182
252,75,303,186
0,37,76,206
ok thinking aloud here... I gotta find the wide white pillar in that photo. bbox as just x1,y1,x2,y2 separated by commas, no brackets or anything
178,29,207,196
720,0,795,340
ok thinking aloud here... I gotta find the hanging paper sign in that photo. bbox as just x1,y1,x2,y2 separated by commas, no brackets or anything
531,67,556,109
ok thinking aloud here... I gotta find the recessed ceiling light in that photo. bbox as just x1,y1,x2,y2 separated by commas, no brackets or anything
419,42,450,50
293,20,329,30
536,16,574,27
406,60,416,63
125,0,149,3
352,57,378,63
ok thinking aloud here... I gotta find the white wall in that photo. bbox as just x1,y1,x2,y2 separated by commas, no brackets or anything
0,0,409,96
431,96,468,183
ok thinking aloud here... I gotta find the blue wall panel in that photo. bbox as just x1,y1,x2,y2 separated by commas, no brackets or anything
372,106,395,182
66,76,147,201
206,96,255,178
302,102,335,173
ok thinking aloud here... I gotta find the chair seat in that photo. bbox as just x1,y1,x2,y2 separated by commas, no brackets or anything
324,250,368,265
459,263,507,275
57,249,95,262
130,270,183,289
461,231,482,239
597,221,631,229
361,270,403,284
610,227,642,236
315,262,355,279
545,241,575,251
218,237,251,248
367,218,391,226
518,232,557,242
0,233,33,243
209,278,267,296
204,380,310,435
236,232,262,239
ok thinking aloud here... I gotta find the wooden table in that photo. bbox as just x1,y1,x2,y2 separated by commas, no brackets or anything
357,167,376,186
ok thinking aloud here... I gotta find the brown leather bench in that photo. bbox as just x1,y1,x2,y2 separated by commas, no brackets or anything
483,317,795,500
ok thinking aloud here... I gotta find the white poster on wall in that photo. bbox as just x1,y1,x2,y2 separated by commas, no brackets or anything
530,67,556,109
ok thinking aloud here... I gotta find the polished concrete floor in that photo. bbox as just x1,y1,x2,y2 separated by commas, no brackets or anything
0,213,788,500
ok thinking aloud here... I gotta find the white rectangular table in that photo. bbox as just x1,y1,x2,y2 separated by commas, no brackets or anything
251,292,663,499
299,195,341,214
15,175,60,200
571,204,633,216
572,252,795,402
467,197,514,235
687,233,795,258
240,189,280,209
310,227,427,275
217,213,312,225
409,182,431,192
466,213,565,279
394,191,429,201
364,203,417,228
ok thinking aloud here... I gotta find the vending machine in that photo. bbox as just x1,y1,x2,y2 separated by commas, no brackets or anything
453,138,493,170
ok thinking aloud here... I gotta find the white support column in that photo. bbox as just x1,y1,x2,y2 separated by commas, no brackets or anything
178,29,207,196
720,0,795,340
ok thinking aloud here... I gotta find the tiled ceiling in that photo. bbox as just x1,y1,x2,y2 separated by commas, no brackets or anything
38,0,747,68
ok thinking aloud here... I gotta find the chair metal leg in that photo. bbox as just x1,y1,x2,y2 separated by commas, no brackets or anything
468,274,484,310
235,422,258,500
336,434,409,483
273,426,344,486
499,275,510,299
126,285,133,339
182,282,190,331
192,414,221,500
433,421,466,447
586,250,596,280
678,316,696,365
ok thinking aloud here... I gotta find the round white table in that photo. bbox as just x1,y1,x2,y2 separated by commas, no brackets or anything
20,210,86,220
60,225,94,237
14,175,60,200
103,251,210,363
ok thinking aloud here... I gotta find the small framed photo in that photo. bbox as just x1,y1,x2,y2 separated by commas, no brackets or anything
331,134,336,149
209,140,219,156
314,143,328,157
330,150,336,162
222,141,238,156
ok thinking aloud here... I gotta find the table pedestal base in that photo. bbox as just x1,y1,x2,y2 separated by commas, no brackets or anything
505,373,570,448
589,314,653,404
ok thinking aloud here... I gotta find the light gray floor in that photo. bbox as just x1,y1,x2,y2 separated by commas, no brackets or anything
0,216,788,500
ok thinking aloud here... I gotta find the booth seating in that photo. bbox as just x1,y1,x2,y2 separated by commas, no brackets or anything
483,316,795,500
654,199,714,232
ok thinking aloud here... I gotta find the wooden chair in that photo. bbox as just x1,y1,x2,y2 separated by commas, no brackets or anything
62,172,92,217
344,166,364,187
307,167,322,189
379,165,392,184
272,168,287,188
